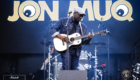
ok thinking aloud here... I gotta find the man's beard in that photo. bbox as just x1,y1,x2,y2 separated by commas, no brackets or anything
74,17,79,23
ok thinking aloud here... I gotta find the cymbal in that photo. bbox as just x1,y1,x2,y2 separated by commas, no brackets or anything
88,42,106,47
40,40,53,46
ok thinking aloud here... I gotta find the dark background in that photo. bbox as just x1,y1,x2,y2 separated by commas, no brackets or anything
0,0,140,80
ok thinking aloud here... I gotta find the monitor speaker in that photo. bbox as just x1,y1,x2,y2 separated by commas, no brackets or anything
58,70,87,80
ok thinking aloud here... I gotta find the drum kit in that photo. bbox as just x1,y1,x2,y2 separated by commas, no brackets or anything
41,40,107,80
130,37,140,80
132,63,140,80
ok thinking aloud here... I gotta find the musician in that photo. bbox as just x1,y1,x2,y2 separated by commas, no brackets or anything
49,7,92,70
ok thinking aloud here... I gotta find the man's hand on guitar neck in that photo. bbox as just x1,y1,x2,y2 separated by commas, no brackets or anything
56,34,68,42
87,32,92,40
87,32,92,44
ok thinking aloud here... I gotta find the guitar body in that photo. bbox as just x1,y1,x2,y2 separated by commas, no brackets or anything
53,33,82,53
53,30,108,54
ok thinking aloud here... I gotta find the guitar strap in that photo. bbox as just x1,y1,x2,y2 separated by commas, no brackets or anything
79,22,83,36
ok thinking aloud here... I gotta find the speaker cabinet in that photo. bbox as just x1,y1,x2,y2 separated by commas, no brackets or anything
58,70,87,80
3,74,26,80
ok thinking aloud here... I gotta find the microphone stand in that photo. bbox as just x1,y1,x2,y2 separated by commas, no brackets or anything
43,37,46,80
98,18,103,28
48,45,52,80
98,19,112,80
65,12,72,70
43,20,53,80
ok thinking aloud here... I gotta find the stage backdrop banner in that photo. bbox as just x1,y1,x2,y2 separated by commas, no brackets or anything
0,0,140,54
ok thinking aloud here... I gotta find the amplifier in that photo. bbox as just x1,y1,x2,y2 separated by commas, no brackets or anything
3,74,26,80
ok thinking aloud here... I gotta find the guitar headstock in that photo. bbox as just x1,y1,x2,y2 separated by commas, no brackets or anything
98,29,109,35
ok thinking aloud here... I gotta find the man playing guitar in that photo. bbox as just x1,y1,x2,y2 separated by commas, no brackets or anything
49,7,92,70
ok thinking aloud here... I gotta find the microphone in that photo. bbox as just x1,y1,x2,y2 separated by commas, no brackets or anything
98,18,103,28
68,11,72,14
105,28,113,36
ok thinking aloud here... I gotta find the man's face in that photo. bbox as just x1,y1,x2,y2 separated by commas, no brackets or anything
73,12,84,22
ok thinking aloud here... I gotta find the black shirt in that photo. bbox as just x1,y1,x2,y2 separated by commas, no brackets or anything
69,21,79,35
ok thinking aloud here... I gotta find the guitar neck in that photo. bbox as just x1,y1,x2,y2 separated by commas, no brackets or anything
75,32,100,40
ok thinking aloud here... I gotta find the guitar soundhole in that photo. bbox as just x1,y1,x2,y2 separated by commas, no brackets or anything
70,37,74,42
